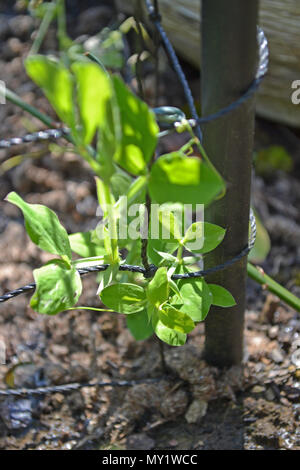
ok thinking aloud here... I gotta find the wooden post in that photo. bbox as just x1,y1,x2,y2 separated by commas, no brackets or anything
201,0,258,366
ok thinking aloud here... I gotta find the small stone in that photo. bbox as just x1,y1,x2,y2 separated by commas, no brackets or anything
271,348,284,364
8,15,34,39
50,344,69,357
265,388,275,401
127,433,155,450
51,393,65,406
268,325,279,339
0,398,33,431
168,439,178,447
4,37,24,59
251,385,266,394
185,399,207,424
44,362,68,385
291,349,300,368
295,370,300,379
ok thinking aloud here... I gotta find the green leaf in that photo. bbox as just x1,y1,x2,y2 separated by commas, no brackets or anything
30,259,82,315
97,264,115,294
147,203,183,265
111,172,132,200
183,222,226,253
72,62,112,144
69,231,106,258
25,55,74,127
155,251,178,263
177,277,213,322
100,283,146,314
159,305,194,334
147,238,178,266
149,152,225,205
96,92,121,183
146,267,169,307
126,309,154,340
208,284,236,307
95,177,119,263
112,76,158,175
152,316,186,346
6,192,71,259
248,211,270,263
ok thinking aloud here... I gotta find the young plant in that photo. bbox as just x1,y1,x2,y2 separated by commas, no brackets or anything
4,45,236,345
4,2,300,349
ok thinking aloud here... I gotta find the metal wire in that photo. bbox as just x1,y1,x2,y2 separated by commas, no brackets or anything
144,0,203,142
196,27,269,124
0,128,70,150
0,210,256,303
0,377,162,398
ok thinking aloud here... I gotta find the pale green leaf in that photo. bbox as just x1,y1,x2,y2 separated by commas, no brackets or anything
100,283,146,314
6,192,71,259
177,277,213,322
72,62,112,144
149,152,225,205
30,259,82,315
208,284,236,307
69,231,105,258
183,222,226,254
25,55,74,127
159,305,194,334
146,267,169,307
112,76,158,175
126,309,154,340
248,211,270,263
152,316,186,346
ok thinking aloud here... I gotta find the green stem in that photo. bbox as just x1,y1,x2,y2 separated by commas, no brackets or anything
177,244,183,262
5,87,54,127
67,306,114,312
84,52,108,75
57,0,69,51
96,178,119,264
5,87,74,145
29,3,56,55
247,262,300,312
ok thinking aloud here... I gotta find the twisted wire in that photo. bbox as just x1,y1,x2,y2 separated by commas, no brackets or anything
144,0,203,142
144,1,268,127
0,377,162,398
197,27,269,124
0,211,256,303
0,127,70,150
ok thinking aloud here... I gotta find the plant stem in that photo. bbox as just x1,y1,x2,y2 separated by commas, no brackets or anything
56,0,69,51
29,3,56,55
5,87,54,127
247,262,300,312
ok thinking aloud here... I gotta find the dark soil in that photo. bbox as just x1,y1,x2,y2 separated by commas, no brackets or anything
0,1,299,451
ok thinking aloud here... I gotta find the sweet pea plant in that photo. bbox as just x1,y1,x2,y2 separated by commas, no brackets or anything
4,49,239,346
4,1,300,348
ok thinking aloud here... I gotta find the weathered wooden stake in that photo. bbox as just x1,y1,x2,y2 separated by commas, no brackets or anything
202,0,258,366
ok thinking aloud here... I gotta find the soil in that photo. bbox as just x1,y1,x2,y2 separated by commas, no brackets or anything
0,0,299,451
